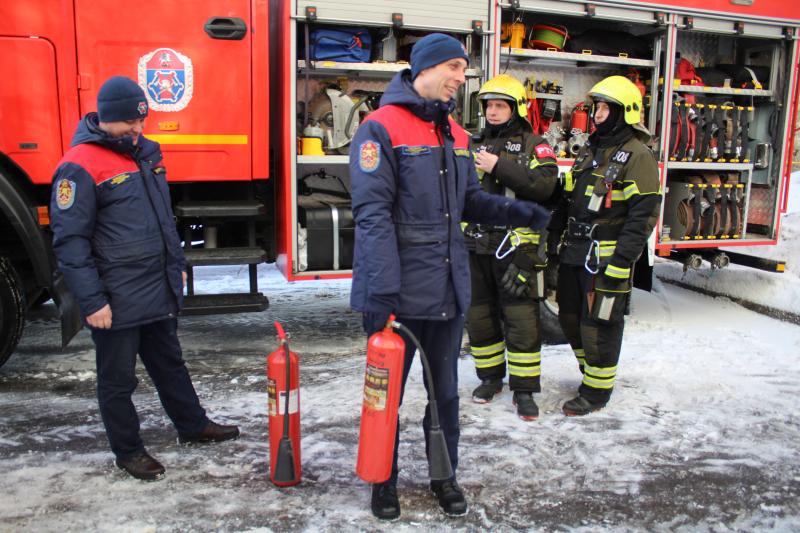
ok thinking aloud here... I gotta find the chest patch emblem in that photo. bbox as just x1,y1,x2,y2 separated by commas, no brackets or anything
402,145,431,156
359,140,380,173
56,178,76,210
110,174,130,186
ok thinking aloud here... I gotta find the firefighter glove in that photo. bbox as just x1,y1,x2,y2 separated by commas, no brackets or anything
501,262,533,298
595,264,631,293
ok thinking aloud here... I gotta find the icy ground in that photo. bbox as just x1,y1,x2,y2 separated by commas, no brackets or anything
2,176,800,532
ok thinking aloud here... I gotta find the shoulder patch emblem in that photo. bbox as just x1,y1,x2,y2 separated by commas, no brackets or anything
359,140,380,173
534,144,556,160
56,178,76,210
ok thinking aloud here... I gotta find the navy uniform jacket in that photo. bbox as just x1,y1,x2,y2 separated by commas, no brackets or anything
349,71,540,320
50,113,186,330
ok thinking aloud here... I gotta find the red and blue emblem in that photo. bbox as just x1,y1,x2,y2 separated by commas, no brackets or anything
138,48,194,112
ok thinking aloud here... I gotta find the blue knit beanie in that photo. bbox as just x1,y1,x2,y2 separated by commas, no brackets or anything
410,33,470,80
97,76,149,122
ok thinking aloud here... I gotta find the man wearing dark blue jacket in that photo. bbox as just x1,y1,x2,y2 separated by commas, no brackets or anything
349,34,550,519
50,76,239,481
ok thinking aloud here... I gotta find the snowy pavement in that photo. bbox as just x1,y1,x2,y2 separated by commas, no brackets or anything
2,261,800,532
3,174,800,532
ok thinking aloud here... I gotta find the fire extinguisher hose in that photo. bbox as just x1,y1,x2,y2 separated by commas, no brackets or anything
391,320,455,481
273,321,297,483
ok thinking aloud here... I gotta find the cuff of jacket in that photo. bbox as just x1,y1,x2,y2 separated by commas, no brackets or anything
364,292,399,314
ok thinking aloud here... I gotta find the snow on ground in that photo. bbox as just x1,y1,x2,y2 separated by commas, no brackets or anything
1,176,800,532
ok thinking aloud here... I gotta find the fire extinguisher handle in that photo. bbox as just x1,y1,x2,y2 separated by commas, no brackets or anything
274,321,286,340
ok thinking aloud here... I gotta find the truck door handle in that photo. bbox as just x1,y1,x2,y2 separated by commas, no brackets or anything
204,17,247,40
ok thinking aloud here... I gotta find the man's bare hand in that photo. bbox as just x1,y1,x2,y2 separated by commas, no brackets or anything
474,149,499,173
86,304,112,329
182,271,187,289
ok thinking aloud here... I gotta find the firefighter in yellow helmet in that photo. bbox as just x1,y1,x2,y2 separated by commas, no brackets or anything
465,74,558,420
547,75,661,416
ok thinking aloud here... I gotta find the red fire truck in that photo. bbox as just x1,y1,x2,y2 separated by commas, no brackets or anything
0,0,798,367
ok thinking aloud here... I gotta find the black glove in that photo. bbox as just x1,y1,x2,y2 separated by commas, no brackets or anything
362,293,399,335
508,200,551,230
500,262,533,298
363,312,391,336
594,264,631,294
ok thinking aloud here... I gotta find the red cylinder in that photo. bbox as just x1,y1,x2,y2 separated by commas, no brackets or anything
267,326,301,486
356,318,405,483
571,104,589,133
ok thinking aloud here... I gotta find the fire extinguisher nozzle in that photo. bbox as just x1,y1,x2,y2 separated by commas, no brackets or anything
274,437,297,483
427,427,454,481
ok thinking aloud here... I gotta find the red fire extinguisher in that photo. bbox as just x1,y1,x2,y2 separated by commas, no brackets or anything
356,315,453,483
570,103,590,133
267,321,301,486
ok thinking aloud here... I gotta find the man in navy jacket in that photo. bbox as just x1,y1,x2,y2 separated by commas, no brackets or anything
50,76,239,481
349,34,550,519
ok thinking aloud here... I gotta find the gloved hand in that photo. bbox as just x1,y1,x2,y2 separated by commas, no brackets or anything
363,312,392,336
594,264,631,293
508,200,551,231
362,293,399,335
500,262,533,298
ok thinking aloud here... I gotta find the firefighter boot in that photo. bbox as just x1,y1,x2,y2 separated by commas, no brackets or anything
472,378,503,404
562,396,606,417
431,479,468,516
512,391,539,421
371,481,400,520
115,451,165,481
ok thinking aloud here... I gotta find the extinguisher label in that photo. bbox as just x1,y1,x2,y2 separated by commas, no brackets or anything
363,365,390,411
267,378,299,415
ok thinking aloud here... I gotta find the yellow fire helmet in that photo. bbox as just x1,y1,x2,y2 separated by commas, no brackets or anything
477,74,528,119
588,75,643,125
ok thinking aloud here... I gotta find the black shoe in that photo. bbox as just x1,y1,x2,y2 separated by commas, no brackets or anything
371,481,400,520
115,451,165,481
472,379,503,404
562,396,606,417
512,391,539,421
430,479,468,516
179,421,240,444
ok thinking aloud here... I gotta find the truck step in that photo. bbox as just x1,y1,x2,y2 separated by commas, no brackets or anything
175,201,266,218
184,247,266,266
181,293,269,315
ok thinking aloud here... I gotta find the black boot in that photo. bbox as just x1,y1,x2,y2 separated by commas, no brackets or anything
179,420,240,444
562,395,606,416
430,479,468,516
512,391,539,421
115,451,165,481
371,481,400,520
471,379,503,404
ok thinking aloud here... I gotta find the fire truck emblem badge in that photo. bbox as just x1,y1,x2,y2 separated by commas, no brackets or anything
359,141,380,173
56,179,76,210
138,47,193,112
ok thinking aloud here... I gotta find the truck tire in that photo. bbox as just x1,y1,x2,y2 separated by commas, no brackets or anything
0,256,26,368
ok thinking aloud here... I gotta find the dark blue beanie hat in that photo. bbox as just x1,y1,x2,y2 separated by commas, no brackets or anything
410,33,470,80
97,76,149,122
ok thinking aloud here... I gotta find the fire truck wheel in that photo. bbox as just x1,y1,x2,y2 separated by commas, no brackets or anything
0,256,26,368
